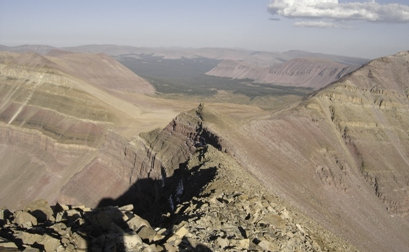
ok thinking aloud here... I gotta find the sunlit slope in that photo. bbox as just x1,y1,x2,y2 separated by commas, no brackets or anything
212,51,409,252
0,51,179,209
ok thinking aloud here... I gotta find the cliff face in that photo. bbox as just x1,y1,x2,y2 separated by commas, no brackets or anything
221,51,409,252
207,58,358,89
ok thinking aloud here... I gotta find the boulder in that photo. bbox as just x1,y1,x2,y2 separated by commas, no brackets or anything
123,234,143,250
14,231,43,246
14,211,37,228
0,241,18,249
40,234,61,251
175,226,189,238
14,232,60,251
127,215,151,232
71,233,87,251
138,226,157,242
24,199,55,223
54,202,70,213
51,222,70,236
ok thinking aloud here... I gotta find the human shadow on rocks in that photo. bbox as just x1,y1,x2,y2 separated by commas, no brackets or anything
83,156,216,251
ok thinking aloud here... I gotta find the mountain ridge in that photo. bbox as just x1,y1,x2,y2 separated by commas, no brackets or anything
0,48,408,251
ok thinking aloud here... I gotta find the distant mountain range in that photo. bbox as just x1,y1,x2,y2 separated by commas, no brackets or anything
0,44,368,90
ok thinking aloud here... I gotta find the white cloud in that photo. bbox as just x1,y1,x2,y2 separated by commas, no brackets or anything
294,20,338,28
268,0,409,25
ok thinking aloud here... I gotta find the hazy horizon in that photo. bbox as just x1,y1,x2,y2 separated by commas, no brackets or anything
1,0,409,59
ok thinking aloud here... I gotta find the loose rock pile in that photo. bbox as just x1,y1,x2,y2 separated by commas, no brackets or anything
164,145,355,251
0,200,196,251
0,145,356,251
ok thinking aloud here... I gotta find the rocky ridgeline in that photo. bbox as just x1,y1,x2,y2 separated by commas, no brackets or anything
161,145,355,252
0,145,355,252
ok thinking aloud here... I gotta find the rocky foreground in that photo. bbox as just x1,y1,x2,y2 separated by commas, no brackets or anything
0,145,355,251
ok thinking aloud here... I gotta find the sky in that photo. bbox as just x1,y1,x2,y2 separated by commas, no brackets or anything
0,0,408,59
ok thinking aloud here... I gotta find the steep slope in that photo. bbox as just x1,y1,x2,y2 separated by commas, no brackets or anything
215,51,409,251
207,58,358,89
0,51,176,209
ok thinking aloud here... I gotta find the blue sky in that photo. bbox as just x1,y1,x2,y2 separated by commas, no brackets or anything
0,0,408,58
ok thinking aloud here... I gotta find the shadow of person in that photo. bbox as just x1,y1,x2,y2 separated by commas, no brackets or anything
82,155,216,251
